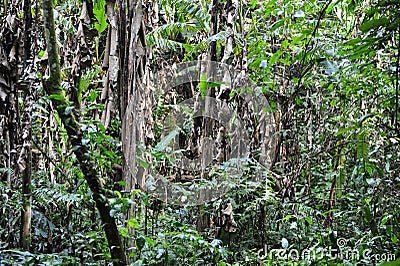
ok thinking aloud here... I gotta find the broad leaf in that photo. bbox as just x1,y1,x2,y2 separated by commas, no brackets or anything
359,17,389,32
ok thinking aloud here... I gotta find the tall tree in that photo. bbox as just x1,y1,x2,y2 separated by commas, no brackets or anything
116,0,152,229
19,0,34,250
0,0,31,249
41,0,127,264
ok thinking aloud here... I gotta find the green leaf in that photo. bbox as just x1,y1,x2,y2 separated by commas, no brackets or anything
365,161,374,176
381,214,392,225
39,49,45,59
356,130,368,160
359,17,390,32
208,81,225,88
114,190,122,198
270,20,283,33
335,127,355,137
387,17,400,31
391,234,398,244
116,181,126,186
93,0,108,34
200,73,207,97
282,39,289,49
207,31,229,42
128,218,141,229
138,158,150,169
88,91,98,103
136,235,146,251
119,227,128,237
268,51,283,67
344,37,363,46
47,94,65,101
337,167,346,197
155,128,180,151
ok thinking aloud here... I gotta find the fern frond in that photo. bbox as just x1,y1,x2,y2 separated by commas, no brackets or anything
149,0,211,52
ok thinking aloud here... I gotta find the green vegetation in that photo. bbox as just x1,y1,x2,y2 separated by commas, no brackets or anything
0,0,399,265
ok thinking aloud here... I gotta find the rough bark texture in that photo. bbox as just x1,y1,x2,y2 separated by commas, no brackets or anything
0,0,22,248
42,0,127,264
118,0,152,204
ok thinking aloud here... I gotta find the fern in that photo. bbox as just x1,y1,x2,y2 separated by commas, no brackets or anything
148,0,211,52
34,182,83,208
160,0,210,29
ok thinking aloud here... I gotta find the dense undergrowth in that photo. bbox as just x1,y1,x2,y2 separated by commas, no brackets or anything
1,0,400,265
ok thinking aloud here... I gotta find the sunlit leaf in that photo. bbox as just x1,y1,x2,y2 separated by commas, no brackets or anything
93,0,108,34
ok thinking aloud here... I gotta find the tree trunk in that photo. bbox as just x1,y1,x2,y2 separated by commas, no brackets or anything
116,0,152,259
19,0,33,250
42,0,127,264
118,0,151,191
20,92,33,250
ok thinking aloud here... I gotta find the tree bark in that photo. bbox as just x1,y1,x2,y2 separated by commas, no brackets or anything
42,0,127,264
117,0,152,192
20,0,33,250
19,93,33,250
115,1,152,261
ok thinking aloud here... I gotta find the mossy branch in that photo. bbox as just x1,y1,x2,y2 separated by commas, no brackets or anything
42,0,64,102
41,0,127,264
